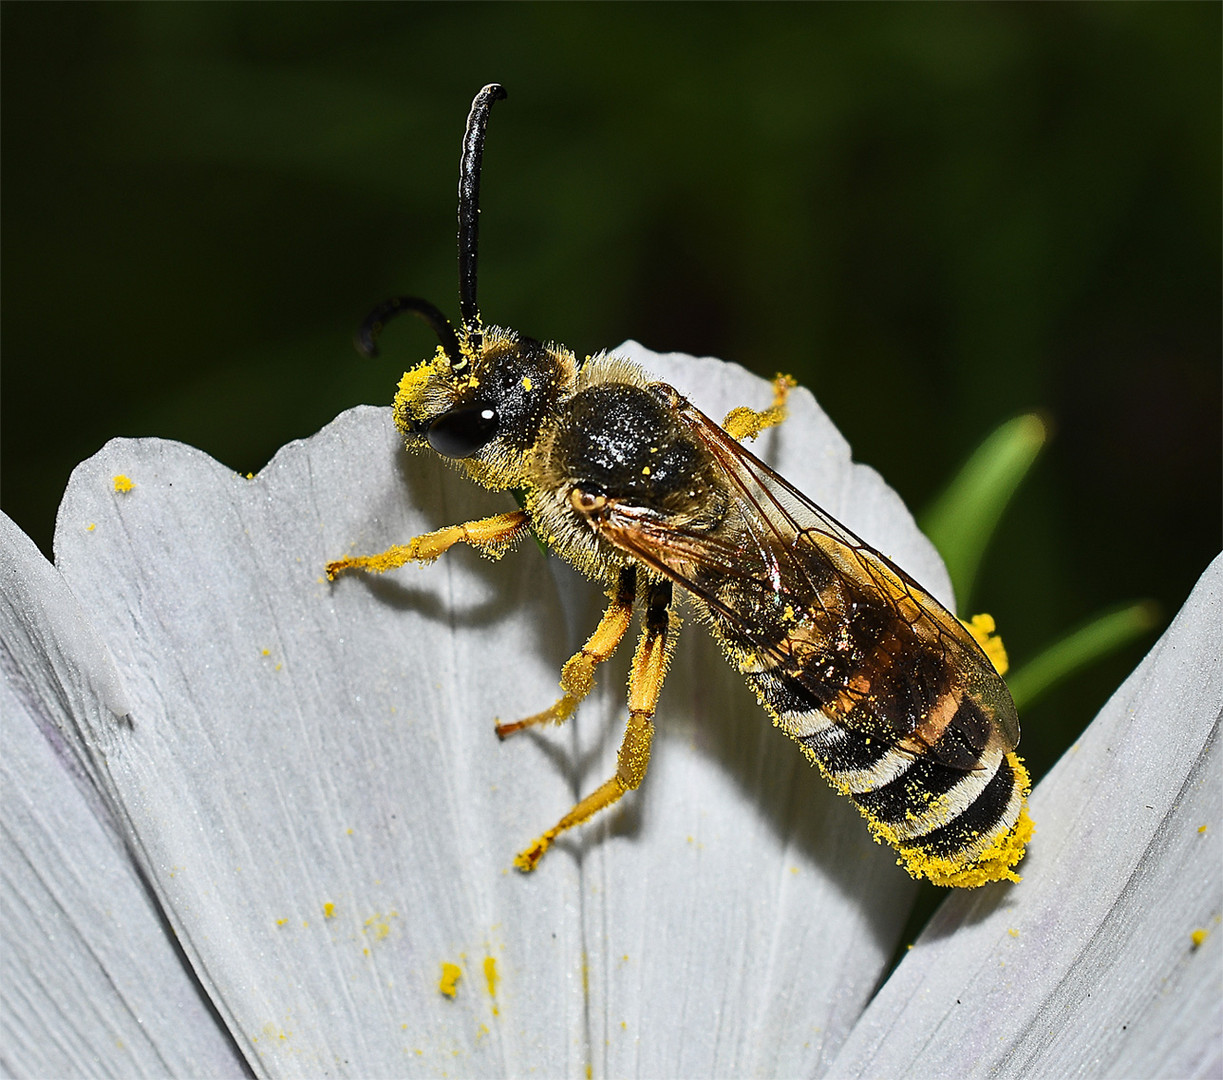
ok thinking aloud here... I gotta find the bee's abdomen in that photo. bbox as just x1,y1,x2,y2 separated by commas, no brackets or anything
748,661,1030,887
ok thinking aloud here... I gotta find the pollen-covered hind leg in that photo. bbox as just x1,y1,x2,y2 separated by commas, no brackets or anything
515,580,675,872
721,373,797,442
496,567,637,739
325,509,530,580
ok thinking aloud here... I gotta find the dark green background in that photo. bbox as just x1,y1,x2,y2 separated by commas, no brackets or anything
3,3,1219,784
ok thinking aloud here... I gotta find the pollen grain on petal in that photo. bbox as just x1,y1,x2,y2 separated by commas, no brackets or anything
438,961,462,999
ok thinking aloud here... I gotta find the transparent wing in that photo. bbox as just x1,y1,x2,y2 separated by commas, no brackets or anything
596,396,1019,755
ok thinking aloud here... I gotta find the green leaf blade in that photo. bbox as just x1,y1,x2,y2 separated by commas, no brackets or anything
1007,600,1161,711
920,413,1048,609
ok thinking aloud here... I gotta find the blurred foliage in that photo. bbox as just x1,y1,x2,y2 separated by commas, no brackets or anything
3,3,1219,789
920,412,1048,608
1008,600,1163,713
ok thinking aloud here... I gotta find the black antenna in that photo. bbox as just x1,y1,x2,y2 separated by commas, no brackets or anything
357,296,461,362
457,83,508,344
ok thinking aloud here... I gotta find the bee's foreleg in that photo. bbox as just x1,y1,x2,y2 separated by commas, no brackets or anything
495,566,637,739
325,509,531,580
514,578,675,872
721,373,797,441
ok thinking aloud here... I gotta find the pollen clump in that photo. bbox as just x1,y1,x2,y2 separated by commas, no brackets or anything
439,961,462,999
721,374,795,441
964,613,1009,676
484,955,500,1014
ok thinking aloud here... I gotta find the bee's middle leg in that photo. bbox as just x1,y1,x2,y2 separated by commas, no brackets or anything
495,566,638,738
514,579,675,872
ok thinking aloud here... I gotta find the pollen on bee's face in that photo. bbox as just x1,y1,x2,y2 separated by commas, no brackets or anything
394,361,433,412
393,353,458,436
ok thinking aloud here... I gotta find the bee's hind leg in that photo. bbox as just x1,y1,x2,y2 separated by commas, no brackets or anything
325,509,531,580
496,566,638,738
721,374,797,441
514,578,675,872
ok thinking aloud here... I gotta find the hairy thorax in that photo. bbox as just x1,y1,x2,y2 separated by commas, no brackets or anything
526,357,729,583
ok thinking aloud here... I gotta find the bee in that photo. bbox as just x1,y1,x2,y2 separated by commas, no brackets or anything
328,84,1032,888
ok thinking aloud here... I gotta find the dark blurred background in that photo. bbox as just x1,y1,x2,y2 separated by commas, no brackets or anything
3,3,1219,784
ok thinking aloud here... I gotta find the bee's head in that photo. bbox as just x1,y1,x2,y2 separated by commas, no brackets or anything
356,82,576,490
381,313,576,490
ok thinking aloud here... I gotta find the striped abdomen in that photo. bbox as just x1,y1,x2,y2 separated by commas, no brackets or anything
714,583,1031,887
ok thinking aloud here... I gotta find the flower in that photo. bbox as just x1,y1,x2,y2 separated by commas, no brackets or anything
2,346,1219,1078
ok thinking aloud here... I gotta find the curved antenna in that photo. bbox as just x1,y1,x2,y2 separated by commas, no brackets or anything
457,83,508,344
356,296,462,363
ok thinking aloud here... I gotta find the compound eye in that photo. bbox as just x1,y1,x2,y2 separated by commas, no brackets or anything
426,403,499,458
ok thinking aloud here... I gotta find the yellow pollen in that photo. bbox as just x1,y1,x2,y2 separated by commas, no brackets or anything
964,613,1009,675
439,962,461,998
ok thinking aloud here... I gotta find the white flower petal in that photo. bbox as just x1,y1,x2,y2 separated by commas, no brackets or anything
829,553,1223,1079
52,411,586,1076
1,513,247,1078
